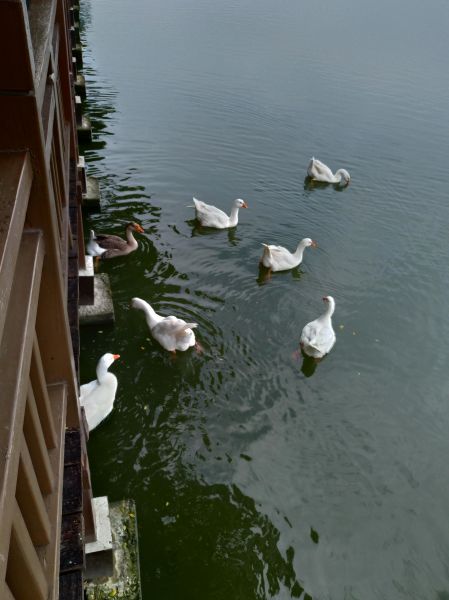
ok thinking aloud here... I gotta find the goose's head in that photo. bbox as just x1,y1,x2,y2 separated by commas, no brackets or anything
302,238,317,248
322,296,336,311
234,198,248,209
100,353,120,370
127,222,145,233
337,169,351,185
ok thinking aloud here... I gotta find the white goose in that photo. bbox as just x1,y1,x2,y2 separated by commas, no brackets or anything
79,353,120,431
86,229,107,258
132,297,198,353
307,157,350,185
300,296,336,359
192,197,248,229
260,238,317,272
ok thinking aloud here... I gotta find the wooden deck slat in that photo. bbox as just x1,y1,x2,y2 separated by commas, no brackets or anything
0,230,45,585
0,151,33,346
7,500,48,600
30,333,58,449
24,384,54,495
59,512,84,573
17,434,52,546
59,570,83,600
4,584,15,600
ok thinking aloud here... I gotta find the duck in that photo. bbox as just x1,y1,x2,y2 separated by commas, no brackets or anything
79,353,120,431
86,222,145,259
132,297,198,353
307,157,350,185
260,238,317,273
192,197,248,229
300,296,336,359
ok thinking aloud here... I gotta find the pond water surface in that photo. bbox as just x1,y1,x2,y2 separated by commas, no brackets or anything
79,1,449,598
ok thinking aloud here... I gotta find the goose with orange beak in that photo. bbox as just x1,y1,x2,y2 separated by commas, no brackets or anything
300,296,336,359
260,237,317,273
87,222,144,259
79,353,120,431
192,197,248,229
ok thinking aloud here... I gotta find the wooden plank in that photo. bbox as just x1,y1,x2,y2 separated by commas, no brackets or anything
7,500,48,600
59,570,83,600
64,428,81,464
17,434,51,546
30,333,57,449
23,384,54,496
59,512,84,572
28,0,57,105
0,230,44,585
0,151,33,346
0,0,35,91
4,584,15,600
43,382,68,600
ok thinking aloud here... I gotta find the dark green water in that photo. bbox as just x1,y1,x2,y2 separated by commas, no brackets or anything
79,1,449,598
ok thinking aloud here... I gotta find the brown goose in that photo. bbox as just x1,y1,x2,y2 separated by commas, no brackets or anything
87,222,145,259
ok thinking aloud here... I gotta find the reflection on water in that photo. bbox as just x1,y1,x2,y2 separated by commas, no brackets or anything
142,478,308,599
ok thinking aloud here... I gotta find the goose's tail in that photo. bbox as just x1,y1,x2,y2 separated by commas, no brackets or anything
261,243,272,258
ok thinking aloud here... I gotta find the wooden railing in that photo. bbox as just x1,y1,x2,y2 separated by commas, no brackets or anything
0,0,94,598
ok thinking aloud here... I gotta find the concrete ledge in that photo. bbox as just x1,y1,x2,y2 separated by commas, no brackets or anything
82,176,101,211
78,115,93,144
79,273,115,326
85,497,114,579
75,73,86,99
85,499,142,600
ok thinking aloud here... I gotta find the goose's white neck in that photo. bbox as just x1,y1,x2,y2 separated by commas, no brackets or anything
97,360,112,383
134,298,162,329
294,239,309,260
229,206,240,227
320,299,335,321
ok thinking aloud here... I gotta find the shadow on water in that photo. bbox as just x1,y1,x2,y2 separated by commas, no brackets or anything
256,264,303,286
303,176,350,193
188,219,242,246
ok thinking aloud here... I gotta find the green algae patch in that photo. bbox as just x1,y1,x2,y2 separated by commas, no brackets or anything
85,499,142,600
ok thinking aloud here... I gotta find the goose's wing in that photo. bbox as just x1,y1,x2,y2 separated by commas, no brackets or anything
79,378,99,402
152,316,197,351
307,158,334,181
265,244,290,258
153,316,197,337
301,319,335,352
192,198,229,227
95,233,127,251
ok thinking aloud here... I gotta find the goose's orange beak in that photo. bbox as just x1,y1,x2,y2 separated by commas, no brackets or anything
311,240,318,248
135,225,145,233
242,202,248,208
113,354,120,360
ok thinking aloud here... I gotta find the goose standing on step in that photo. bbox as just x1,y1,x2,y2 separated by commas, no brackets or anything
132,297,198,354
192,197,248,229
79,353,120,431
260,237,317,273
86,229,107,259
300,296,336,359
307,157,350,185
86,222,144,259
